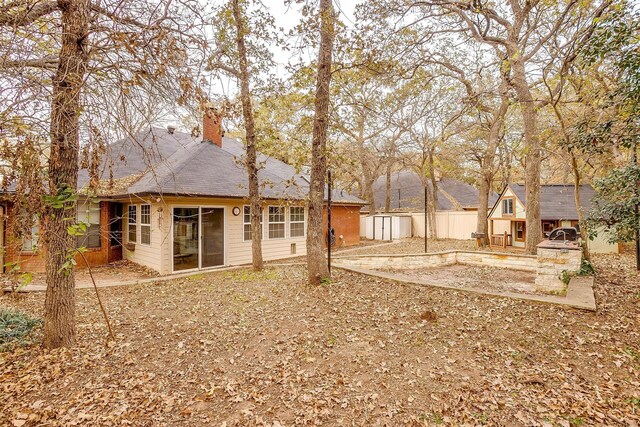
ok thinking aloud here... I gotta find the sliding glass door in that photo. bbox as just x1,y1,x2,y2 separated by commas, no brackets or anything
172,207,225,272
201,208,224,268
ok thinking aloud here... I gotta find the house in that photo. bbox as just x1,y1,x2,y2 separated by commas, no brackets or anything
366,170,498,213
0,112,366,275
488,183,619,253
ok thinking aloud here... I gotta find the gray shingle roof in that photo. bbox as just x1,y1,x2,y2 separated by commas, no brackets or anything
79,127,364,205
509,184,595,220
370,170,497,212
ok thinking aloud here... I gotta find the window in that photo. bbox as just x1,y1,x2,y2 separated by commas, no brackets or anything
268,206,285,239
243,205,262,241
77,201,101,248
289,206,305,238
502,198,514,216
515,221,526,241
140,204,151,245
128,205,137,243
21,220,39,252
542,221,557,234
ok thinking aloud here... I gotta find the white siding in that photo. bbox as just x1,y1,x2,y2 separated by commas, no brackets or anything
123,202,164,273
148,197,308,275
490,188,526,220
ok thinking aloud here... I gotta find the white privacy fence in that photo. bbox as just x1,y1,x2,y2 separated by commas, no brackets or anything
360,211,478,240
411,211,477,240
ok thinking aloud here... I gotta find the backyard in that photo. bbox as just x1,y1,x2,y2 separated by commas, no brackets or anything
1,250,639,426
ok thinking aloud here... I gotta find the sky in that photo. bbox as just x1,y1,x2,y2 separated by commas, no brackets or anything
207,0,358,100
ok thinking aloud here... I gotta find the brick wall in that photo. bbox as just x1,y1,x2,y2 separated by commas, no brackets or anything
323,204,361,247
3,201,113,274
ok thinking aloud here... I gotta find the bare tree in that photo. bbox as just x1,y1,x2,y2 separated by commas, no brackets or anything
0,0,206,348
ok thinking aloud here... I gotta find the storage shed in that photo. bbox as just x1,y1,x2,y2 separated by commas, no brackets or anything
362,215,412,241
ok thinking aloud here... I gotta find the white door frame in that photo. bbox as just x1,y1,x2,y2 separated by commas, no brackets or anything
170,205,227,274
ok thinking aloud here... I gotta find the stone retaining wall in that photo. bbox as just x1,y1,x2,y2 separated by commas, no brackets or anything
334,250,537,271
334,248,582,293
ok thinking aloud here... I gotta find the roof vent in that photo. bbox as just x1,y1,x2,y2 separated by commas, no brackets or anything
167,125,176,134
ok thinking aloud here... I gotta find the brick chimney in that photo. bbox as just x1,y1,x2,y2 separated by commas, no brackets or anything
203,108,223,147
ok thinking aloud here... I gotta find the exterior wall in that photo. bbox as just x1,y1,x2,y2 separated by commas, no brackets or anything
122,200,165,274
589,228,619,254
411,211,477,240
323,205,361,247
511,221,525,248
489,187,526,220
122,197,353,275
2,200,112,274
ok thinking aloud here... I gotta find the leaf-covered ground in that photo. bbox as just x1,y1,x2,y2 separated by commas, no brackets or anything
1,253,638,426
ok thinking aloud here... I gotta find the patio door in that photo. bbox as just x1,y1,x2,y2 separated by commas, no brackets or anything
201,208,224,268
172,207,225,272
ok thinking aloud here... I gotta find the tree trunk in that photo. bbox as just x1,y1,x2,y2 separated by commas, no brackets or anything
476,95,509,247
510,56,542,254
306,0,334,285
365,179,375,214
232,0,263,271
570,153,590,260
43,0,90,349
384,165,391,212
428,149,438,240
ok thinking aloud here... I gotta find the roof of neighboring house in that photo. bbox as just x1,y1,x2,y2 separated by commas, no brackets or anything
492,184,595,220
367,170,498,212
71,127,365,205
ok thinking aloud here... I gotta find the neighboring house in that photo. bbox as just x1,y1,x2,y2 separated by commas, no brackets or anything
488,183,619,253
365,170,498,213
0,112,365,275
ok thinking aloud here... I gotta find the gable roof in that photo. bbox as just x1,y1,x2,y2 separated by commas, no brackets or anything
369,170,498,212
489,184,595,220
75,127,364,205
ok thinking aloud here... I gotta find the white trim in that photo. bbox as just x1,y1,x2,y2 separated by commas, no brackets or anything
169,205,227,274
127,204,137,243
242,204,263,242
267,205,286,240
139,203,152,246
288,206,306,238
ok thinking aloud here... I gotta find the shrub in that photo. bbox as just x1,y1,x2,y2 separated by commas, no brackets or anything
559,259,596,285
0,307,42,351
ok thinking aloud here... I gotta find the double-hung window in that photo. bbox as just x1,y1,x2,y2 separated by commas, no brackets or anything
502,198,514,216
140,204,151,245
289,206,305,238
128,205,137,243
21,219,39,252
243,205,263,241
77,201,101,248
268,206,285,239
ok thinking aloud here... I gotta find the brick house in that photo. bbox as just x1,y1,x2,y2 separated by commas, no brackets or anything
1,113,365,275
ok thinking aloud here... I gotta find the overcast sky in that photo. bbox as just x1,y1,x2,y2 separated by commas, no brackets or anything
207,0,359,99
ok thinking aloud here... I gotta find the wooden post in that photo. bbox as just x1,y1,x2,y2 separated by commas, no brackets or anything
503,231,507,249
